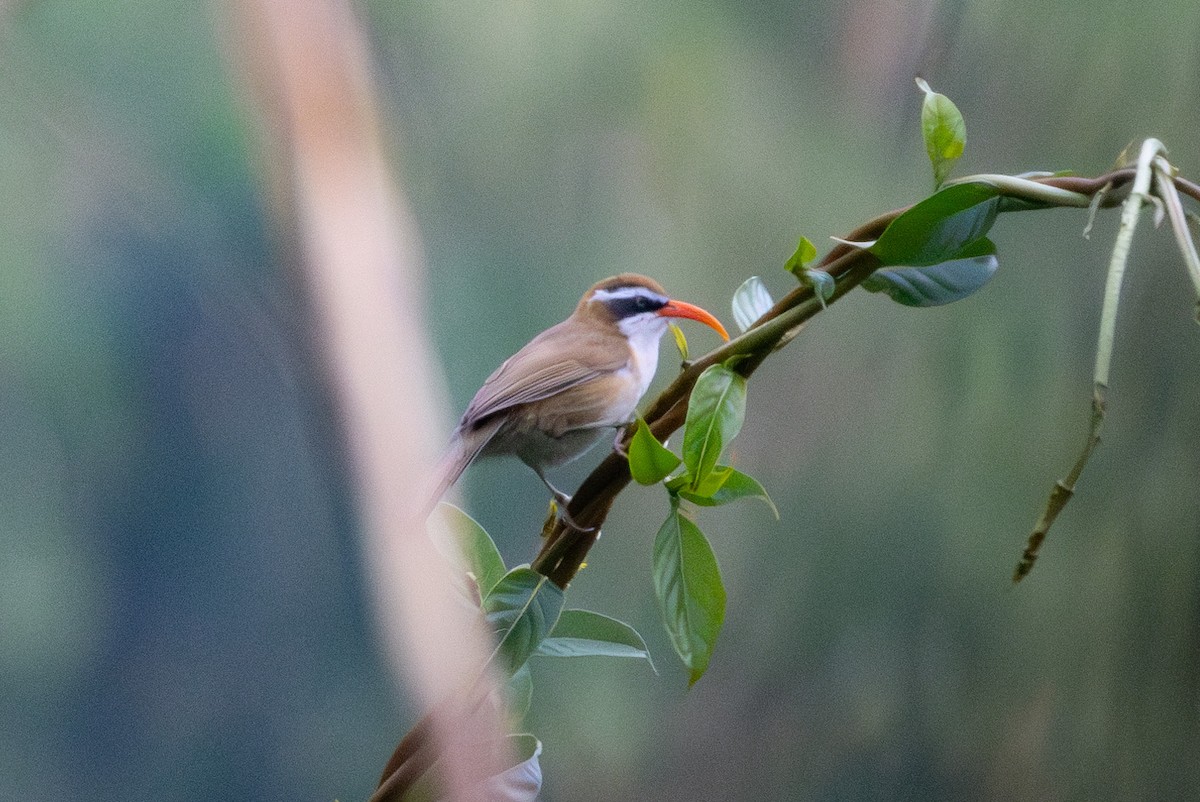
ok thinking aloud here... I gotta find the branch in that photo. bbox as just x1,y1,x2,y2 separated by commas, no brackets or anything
379,162,1199,798
534,166,1158,588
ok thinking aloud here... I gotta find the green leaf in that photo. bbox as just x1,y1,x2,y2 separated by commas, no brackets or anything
668,322,689,361
869,181,1000,267
784,235,818,276
628,416,682,485
997,195,1056,213
863,238,998,307
683,364,747,493
916,78,966,187
536,609,656,670
657,506,720,681
803,268,836,309
663,472,691,493
428,502,506,602
506,664,534,720
483,567,565,676
653,505,726,686
688,464,734,498
731,276,775,333
678,467,778,518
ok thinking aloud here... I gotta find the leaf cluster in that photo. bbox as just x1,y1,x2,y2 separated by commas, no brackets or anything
430,504,655,684
627,364,775,684
395,505,658,800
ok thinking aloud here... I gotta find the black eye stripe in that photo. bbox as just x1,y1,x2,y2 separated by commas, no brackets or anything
604,292,667,318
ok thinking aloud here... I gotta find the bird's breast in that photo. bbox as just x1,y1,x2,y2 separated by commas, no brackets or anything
623,320,663,401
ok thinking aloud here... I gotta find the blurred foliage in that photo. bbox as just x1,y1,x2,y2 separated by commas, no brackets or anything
2,0,1199,800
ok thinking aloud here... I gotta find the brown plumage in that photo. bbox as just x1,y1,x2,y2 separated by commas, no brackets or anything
427,274,727,521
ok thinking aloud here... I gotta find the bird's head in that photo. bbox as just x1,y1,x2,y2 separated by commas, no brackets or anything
579,274,729,343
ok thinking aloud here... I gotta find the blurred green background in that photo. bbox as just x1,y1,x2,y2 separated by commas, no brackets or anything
2,0,1199,799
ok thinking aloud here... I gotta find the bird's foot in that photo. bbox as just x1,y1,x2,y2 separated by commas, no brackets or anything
611,420,637,459
549,493,596,533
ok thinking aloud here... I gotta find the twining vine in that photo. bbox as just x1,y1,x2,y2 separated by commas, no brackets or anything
371,82,1200,801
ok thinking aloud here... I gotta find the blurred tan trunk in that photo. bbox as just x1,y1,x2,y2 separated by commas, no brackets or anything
220,1,510,798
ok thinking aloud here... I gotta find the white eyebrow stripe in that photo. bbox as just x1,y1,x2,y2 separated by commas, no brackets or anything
592,286,667,303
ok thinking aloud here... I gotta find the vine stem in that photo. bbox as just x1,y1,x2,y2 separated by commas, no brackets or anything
534,166,1161,588
380,161,1200,796
1152,156,1200,319
1012,139,1168,582
1095,139,1164,389
950,173,1094,207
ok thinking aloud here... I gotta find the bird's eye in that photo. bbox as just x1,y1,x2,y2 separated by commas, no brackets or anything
634,296,651,311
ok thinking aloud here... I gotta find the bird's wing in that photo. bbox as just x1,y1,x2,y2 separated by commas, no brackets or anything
459,321,629,429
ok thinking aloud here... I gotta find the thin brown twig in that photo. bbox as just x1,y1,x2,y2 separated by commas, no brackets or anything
1173,174,1200,203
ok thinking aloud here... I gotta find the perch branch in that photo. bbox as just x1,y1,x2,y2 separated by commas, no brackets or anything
380,162,1199,797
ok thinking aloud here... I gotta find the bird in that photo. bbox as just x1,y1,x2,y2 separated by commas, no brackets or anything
428,273,729,525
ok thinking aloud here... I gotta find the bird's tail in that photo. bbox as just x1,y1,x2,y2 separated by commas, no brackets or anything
421,420,503,518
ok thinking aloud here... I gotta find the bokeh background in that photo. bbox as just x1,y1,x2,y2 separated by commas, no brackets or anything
3,0,1199,799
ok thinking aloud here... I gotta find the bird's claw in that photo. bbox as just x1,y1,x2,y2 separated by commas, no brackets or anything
550,493,596,533
611,420,636,459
